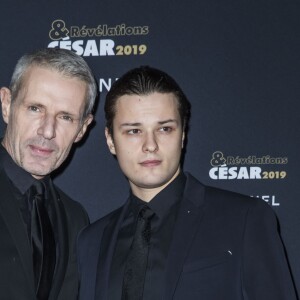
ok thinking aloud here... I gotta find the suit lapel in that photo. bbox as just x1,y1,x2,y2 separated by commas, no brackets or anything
95,199,131,300
164,173,206,300
0,171,36,296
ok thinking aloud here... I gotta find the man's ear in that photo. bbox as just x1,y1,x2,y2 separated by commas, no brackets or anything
181,131,185,148
74,114,93,143
0,87,12,124
105,127,116,155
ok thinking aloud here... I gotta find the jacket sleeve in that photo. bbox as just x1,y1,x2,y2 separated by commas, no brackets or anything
242,201,297,299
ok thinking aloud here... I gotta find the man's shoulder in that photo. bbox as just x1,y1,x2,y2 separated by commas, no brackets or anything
54,184,89,223
184,172,271,212
79,204,124,239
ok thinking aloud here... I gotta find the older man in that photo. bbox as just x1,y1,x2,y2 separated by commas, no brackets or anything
0,48,96,299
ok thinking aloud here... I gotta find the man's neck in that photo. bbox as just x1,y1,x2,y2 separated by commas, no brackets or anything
130,169,181,202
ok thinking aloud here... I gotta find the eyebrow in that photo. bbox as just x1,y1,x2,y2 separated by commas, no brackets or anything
60,111,78,117
120,119,179,127
120,122,142,127
158,119,178,125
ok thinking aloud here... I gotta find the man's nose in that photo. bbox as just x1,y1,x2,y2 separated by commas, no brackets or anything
37,115,56,140
142,132,158,153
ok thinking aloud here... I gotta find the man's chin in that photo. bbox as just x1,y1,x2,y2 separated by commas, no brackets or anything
23,164,52,179
137,178,171,189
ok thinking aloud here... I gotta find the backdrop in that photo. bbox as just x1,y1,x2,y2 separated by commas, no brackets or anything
1,0,299,296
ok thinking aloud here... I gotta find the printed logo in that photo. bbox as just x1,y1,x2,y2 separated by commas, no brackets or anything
47,19,149,57
208,151,287,207
209,151,288,180
49,20,69,40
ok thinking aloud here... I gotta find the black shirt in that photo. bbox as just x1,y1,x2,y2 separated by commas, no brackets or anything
1,144,53,238
108,172,187,299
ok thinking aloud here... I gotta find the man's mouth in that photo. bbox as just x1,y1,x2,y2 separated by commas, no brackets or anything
140,160,161,167
29,145,54,157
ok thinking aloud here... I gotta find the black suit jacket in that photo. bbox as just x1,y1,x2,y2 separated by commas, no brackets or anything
78,173,296,299
0,154,89,299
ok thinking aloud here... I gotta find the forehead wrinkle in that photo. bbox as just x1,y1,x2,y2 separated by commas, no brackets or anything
115,93,180,126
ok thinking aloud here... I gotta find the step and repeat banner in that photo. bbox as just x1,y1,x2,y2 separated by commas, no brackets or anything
1,0,299,295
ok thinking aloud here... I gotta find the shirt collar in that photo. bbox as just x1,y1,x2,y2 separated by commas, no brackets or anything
130,172,186,219
1,143,50,195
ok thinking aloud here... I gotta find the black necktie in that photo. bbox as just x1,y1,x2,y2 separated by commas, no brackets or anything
122,205,154,300
30,180,56,300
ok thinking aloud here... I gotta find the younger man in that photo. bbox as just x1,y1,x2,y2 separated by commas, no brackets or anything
78,66,296,299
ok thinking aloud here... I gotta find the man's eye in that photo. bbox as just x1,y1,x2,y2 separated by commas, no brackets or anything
61,115,73,122
128,129,140,134
28,106,40,112
159,127,172,132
